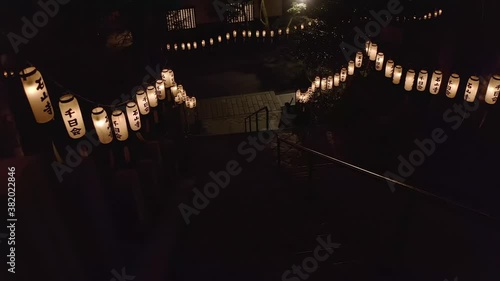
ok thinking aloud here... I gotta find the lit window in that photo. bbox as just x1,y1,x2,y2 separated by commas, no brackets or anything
226,1,254,23
166,8,196,31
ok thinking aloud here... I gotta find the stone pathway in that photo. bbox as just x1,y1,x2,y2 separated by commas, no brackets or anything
196,91,285,135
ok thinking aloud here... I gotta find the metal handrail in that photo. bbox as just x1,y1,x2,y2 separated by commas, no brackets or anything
244,106,269,132
276,136,498,222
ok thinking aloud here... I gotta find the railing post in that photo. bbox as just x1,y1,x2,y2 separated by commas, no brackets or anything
277,137,281,167
266,107,269,130
255,111,259,132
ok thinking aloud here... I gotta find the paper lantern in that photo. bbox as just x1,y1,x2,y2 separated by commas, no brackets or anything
210,38,214,45
311,82,316,92
385,60,395,78
156,80,166,100
161,69,174,87
308,21,312,26
174,44,178,51
171,83,179,97
439,9,442,15
202,40,206,47
355,52,363,68
111,110,129,141
91,107,113,144
248,30,252,37
424,15,428,20
233,30,237,38
375,53,384,71
218,35,222,43
187,42,191,50
416,70,428,92
126,102,141,131
464,76,480,102
242,30,246,37
327,76,333,89
270,30,275,37
181,43,185,50
428,13,432,18
348,61,355,75
146,85,158,107
166,44,170,51
19,66,54,123
334,73,340,86
321,78,327,90
485,75,500,104
369,44,378,61
256,30,260,38
300,24,304,30
278,29,282,35
446,73,460,98
393,65,403,84
340,68,347,82
262,30,266,37
226,33,230,40
286,27,290,35
136,89,150,115
193,42,197,49
314,76,321,88
429,70,443,94
404,69,416,91
59,94,86,139
365,41,371,54
434,11,438,17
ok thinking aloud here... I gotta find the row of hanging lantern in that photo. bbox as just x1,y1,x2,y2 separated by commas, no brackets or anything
19,66,199,144
366,40,499,104
165,22,315,52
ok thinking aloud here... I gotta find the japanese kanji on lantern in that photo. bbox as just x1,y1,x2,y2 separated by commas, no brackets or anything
385,60,395,78
126,102,141,131
59,94,86,139
393,65,403,84
321,78,327,90
19,66,54,124
355,52,363,68
161,69,174,87
464,76,479,102
340,68,347,82
314,76,320,88
111,110,129,141
404,69,416,91
429,70,443,94
485,75,500,104
327,76,333,89
417,70,428,92
375,53,384,71
136,89,150,115
156,80,166,100
446,73,460,98
348,61,355,75
146,85,158,107
91,107,113,144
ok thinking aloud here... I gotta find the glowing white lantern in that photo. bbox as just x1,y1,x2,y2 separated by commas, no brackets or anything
369,44,378,61
300,24,304,30
365,41,371,54
166,44,170,51
126,102,141,131
256,30,260,38
263,30,267,37
248,30,252,37
174,44,178,51
375,53,384,71
404,69,416,91
464,76,480,102
226,33,230,40
446,74,460,98
416,70,428,91
434,11,438,17
321,78,327,90
156,80,166,100
136,89,150,115
270,30,274,37
181,43,185,50
429,70,443,94
286,27,290,35
327,76,333,89
348,61,355,75
111,110,129,141
91,107,113,144
439,9,442,15
161,69,174,87
428,13,432,18
193,42,197,49
393,65,403,84
242,30,246,37
171,83,179,97
355,52,363,68
202,40,206,47
233,30,237,38
19,66,54,123
59,94,86,139
210,38,214,45
424,15,428,20
314,76,321,88
385,60,395,78
485,75,500,104
187,42,191,50
218,35,222,43
278,29,282,35
146,85,158,107
308,21,312,26
340,68,347,82
334,73,340,86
